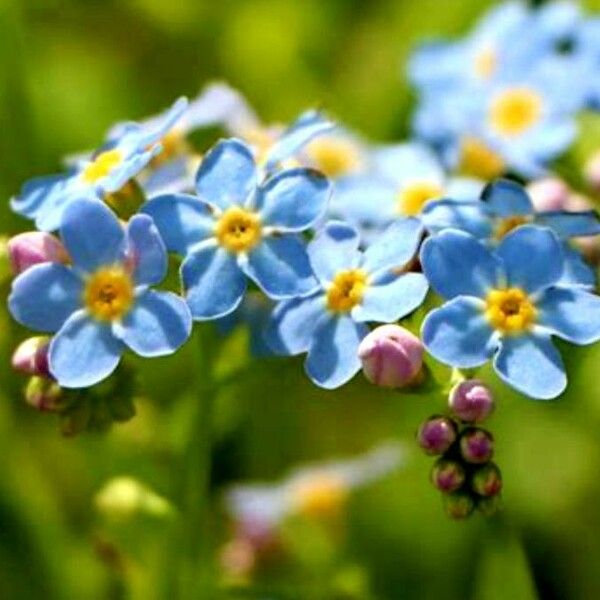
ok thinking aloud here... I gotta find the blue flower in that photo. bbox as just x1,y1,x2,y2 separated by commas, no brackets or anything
11,97,188,232
330,142,482,238
423,179,600,287
266,220,428,389
142,139,331,320
8,199,192,388
420,225,600,399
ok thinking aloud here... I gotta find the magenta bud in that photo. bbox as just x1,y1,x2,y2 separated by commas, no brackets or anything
527,177,570,212
585,151,600,190
7,231,68,275
417,416,457,455
443,491,475,520
430,459,465,493
449,379,494,423
358,325,423,388
12,337,51,377
25,376,63,412
459,428,494,464
472,463,502,497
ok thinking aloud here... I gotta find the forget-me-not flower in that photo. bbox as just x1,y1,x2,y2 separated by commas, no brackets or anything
266,219,428,389
142,138,330,320
12,98,189,232
8,199,192,388
420,225,600,400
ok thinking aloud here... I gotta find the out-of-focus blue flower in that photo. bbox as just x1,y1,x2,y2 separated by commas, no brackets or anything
421,225,600,399
423,179,600,287
8,200,192,388
266,220,428,389
12,98,188,232
331,142,482,238
142,139,330,320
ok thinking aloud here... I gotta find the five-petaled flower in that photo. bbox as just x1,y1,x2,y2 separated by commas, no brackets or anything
8,199,192,388
266,219,429,389
142,138,331,320
420,225,600,400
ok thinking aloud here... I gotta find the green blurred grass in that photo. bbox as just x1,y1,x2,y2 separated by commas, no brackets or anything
2,1,600,598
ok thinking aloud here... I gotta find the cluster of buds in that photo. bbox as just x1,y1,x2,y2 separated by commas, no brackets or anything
417,379,501,519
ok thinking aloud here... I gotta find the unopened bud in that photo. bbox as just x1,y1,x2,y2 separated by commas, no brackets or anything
527,177,570,212
472,463,502,497
358,324,423,388
8,231,68,275
460,428,494,464
12,336,51,377
449,379,494,423
585,151,600,191
24,375,63,412
477,495,503,517
443,491,475,519
430,459,465,493
417,416,457,455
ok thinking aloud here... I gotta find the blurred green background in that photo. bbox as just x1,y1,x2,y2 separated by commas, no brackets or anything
3,0,600,598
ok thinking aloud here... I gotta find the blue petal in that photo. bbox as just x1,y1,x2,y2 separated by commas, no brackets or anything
242,235,318,299
493,333,566,400
537,286,600,345
126,215,168,286
360,218,424,276
305,314,368,389
113,290,192,357
136,96,189,148
307,221,361,285
421,199,493,238
60,199,125,272
422,297,496,368
10,174,71,221
556,244,596,289
535,211,600,238
195,139,257,210
255,168,330,231
181,244,246,320
49,312,124,388
9,263,82,332
372,142,444,185
420,230,503,300
265,110,334,169
352,272,429,323
142,158,194,196
142,194,215,255
265,293,325,355
495,225,563,293
481,179,533,217
330,175,396,225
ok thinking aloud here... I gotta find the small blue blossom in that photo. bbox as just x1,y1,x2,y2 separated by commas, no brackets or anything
266,219,428,389
12,98,188,232
142,138,331,320
423,179,600,287
8,199,192,388
420,225,600,400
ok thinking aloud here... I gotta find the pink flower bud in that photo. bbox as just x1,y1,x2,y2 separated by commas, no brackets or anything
24,376,63,412
358,325,423,388
527,177,570,212
12,336,51,378
449,379,494,423
430,459,465,493
417,416,457,455
459,428,494,464
472,463,502,497
7,231,68,275
585,151,600,191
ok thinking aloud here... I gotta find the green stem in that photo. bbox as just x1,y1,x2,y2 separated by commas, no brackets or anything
178,325,219,599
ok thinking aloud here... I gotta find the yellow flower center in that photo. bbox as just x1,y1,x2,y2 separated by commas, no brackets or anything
84,266,134,321
494,215,532,240
215,206,262,253
82,149,123,183
291,474,348,520
326,269,368,313
489,87,543,137
397,181,444,216
473,46,497,80
485,287,537,334
458,137,505,179
150,129,189,167
306,137,361,178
